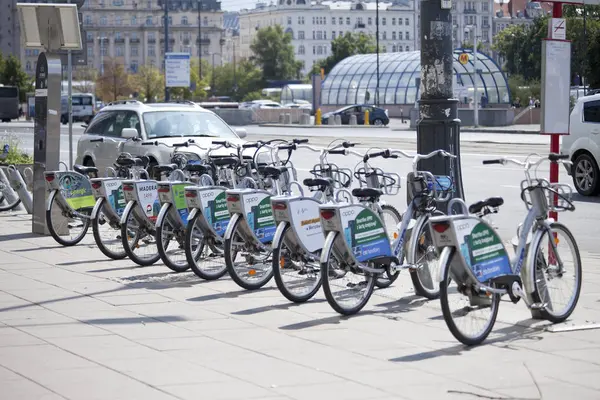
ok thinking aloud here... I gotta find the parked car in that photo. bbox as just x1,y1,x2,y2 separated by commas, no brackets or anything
239,100,281,109
561,93,600,195
75,100,255,178
282,102,312,111
321,105,389,126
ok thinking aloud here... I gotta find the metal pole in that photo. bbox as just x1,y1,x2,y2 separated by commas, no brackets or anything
583,4,587,95
67,0,73,168
164,0,170,101
549,1,563,222
211,53,215,96
416,0,464,213
198,0,202,79
375,0,380,105
233,41,237,94
473,30,479,128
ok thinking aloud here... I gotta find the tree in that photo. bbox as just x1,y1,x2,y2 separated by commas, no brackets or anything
250,25,302,83
95,58,132,101
132,65,164,102
0,55,33,102
73,66,98,94
210,59,261,101
311,32,376,76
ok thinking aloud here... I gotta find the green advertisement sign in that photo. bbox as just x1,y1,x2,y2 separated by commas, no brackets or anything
247,196,276,243
172,183,189,222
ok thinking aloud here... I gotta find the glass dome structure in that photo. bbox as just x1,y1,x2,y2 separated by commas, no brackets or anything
321,50,511,106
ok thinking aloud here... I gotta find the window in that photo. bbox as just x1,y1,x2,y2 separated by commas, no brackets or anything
131,46,138,56
131,15,137,25
115,32,122,40
339,17,343,24
332,31,336,39
26,61,31,71
584,101,600,123
149,46,155,56
405,18,409,25
382,46,387,52
84,15,92,25
398,32,403,40
332,17,336,25
146,16,152,25
115,46,123,57
405,45,410,51
113,0,124,5
298,45,305,55
346,17,350,25
406,32,410,40
298,16,303,24
86,32,93,41
312,31,315,39
382,18,386,25
392,18,396,25
483,1,489,11
298,31,305,39
115,16,122,25
392,31,396,40
101,46,108,56
182,16,188,25
131,32,138,40
147,0,151,8
100,16,107,25
368,17,372,25
86,111,139,138
87,47,93,59
324,31,327,39
203,16,208,26
398,18,403,25
287,16,292,25
313,45,316,54
130,61,138,73
317,46,323,55
143,111,237,139
312,17,315,24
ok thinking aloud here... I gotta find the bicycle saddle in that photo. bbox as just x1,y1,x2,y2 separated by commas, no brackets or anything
153,164,178,174
212,157,238,167
185,163,212,174
352,187,383,199
73,164,98,176
259,165,287,179
469,197,504,214
303,177,333,188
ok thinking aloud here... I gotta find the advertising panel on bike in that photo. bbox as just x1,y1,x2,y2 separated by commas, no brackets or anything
136,181,160,222
56,172,96,210
339,205,392,262
453,218,512,282
104,179,126,216
242,192,276,244
199,188,230,238
288,199,322,253
171,183,190,223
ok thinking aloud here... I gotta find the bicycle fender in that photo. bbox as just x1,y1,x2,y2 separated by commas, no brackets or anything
406,215,429,265
437,246,454,283
90,197,104,220
223,212,241,241
187,207,199,224
45,190,58,211
320,231,338,265
155,203,171,228
272,221,289,251
119,201,137,225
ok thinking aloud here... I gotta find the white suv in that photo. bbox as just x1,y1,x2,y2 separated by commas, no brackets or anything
76,100,250,177
561,93,600,196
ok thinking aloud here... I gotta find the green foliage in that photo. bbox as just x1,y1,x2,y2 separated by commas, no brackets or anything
132,65,165,102
0,53,33,102
242,91,263,102
507,75,540,104
0,135,33,165
311,32,376,76
209,59,262,101
250,26,302,83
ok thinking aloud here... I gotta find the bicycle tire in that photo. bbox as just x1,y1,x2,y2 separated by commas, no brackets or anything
46,193,90,246
439,248,500,346
224,217,273,290
530,222,582,323
375,204,402,289
120,204,161,266
185,212,227,280
272,223,322,303
321,231,376,315
92,198,127,260
409,213,443,299
156,211,190,272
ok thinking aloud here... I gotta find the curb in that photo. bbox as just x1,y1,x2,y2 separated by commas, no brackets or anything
391,128,540,134
258,124,389,129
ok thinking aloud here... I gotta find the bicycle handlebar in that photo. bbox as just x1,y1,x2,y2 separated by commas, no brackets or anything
482,153,571,169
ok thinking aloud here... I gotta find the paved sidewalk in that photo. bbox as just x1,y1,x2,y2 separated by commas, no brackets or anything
1,211,599,400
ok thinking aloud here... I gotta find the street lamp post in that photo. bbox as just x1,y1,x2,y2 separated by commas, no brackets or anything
198,0,202,80
416,0,465,212
375,0,380,105
211,53,221,97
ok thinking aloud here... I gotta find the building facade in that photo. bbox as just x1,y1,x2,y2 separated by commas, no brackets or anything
1,1,21,61
238,0,417,74
450,0,495,52
18,0,226,77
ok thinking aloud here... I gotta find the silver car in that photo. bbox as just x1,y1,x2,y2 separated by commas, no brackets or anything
76,100,252,177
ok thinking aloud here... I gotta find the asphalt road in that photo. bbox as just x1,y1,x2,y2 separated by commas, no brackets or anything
2,121,597,254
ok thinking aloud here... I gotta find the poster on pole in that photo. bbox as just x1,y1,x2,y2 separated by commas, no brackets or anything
541,39,571,135
165,53,191,88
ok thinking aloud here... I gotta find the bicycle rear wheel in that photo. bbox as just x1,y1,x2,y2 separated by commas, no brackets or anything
156,212,189,273
375,204,402,289
439,248,500,346
120,205,160,266
530,222,582,323
92,199,126,260
410,213,443,299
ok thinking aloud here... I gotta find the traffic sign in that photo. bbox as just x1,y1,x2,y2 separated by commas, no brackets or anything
458,53,469,65
165,53,191,88
549,18,566,40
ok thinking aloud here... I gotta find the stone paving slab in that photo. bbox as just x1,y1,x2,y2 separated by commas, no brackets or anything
0,211,599,400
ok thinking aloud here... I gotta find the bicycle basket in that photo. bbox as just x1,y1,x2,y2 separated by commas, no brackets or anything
354,167,401,196
310,163,352,189
547,183,574,212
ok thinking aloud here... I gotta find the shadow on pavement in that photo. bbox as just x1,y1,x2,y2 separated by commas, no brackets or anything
82,315,186,325
0,232,44,242
187,286,278,303
572,193,600,204
231,298,327,316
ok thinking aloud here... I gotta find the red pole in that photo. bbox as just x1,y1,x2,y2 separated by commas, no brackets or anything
549,1,563,222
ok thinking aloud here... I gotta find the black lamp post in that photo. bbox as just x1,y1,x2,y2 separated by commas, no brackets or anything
164,0,169,101
198,0,202,80
375,0,379,106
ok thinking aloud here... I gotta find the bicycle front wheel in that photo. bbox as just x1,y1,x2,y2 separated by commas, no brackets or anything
120,205,160,266
409,214,443,299
321,232,376,315
185,212,227,280
46,193,90,246
92,198,126,260
530,222,582,323
156,212,190,273
273,224,322,303
439,248,500,346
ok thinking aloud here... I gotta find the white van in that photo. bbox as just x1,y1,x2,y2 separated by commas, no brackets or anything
61,93,95,124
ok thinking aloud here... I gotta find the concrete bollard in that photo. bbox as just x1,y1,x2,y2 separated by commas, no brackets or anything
349,115,357,125
334,114,342,125
328,116,336,125
284,113,292,124
300,114,310,125
278,114,285,124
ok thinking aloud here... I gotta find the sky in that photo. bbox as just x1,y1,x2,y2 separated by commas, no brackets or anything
221,0,260,11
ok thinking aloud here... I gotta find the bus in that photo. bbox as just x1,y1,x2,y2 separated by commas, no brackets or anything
0,85,19,123
61,92,95,124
